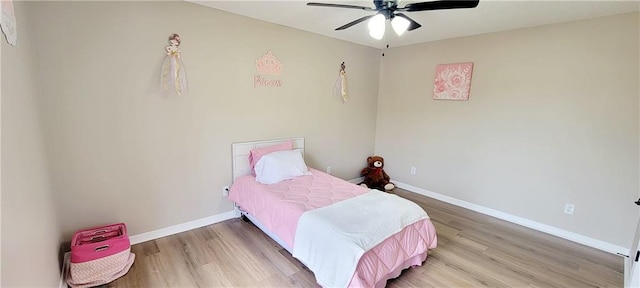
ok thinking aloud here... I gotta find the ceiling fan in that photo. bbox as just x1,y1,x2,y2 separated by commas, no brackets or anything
307,0,479,39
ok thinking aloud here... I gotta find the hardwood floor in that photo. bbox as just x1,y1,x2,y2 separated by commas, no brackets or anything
108,188,623,287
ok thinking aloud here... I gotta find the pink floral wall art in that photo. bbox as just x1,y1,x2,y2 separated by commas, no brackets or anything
433,62,474,101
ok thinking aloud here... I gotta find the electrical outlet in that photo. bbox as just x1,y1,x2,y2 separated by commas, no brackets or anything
410,167,416,175
327,166,332,175
222,185,230,197
564,203,575,215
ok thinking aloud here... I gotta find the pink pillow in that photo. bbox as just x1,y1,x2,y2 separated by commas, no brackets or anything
249,139,293,174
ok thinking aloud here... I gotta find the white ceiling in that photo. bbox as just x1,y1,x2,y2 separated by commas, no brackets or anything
189,0,640,49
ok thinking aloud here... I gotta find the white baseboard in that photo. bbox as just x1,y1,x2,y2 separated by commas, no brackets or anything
624,257,630,288
394,181,629,256
129,210,237,245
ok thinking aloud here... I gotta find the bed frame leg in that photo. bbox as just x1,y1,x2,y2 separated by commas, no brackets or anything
241,215,249,222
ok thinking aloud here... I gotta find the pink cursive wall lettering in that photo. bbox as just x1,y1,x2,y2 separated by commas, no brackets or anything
254,75,283,88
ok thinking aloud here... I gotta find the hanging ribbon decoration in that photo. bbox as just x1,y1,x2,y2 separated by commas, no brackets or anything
1,0,17,46
333,62,348,103
161,33,187,96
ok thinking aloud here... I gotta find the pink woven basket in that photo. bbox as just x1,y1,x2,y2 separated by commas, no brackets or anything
67,223,135,288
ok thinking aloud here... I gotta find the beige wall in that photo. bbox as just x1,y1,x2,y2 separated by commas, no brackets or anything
28,1,380,238
0,1,63,286
375,13,639,248
1,13,3,287
3,4,635,286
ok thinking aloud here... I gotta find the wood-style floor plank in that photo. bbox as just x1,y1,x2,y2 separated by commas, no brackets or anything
108,188,623,287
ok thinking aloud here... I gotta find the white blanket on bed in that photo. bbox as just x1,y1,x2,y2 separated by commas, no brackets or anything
292,190,429,288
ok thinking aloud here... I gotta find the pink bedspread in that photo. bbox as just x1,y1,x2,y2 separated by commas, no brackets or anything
229,169,437,287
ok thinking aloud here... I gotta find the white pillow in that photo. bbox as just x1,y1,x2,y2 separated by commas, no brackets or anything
254,150,312,184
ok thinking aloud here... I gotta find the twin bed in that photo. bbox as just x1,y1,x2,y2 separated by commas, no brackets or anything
228,138,437,288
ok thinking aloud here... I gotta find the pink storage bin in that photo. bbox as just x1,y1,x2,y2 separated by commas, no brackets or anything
67,223,135,288
70,223,130,263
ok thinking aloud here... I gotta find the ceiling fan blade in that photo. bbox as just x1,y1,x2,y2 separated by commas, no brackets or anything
394,13,422,31
400,0,479,12
307,2,375,11
335,14,375,30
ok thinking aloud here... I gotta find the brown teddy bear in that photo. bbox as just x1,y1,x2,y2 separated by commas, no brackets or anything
359,156,395,192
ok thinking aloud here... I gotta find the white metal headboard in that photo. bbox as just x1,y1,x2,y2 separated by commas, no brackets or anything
231,138,305,182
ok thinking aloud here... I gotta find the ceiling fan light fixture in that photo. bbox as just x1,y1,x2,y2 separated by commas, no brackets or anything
391,16,410,36
368,13,385,40
308,0,480,39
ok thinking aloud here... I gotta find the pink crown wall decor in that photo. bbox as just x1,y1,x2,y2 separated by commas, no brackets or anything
254,50,283,88
255,51,283,75
433,62,474,101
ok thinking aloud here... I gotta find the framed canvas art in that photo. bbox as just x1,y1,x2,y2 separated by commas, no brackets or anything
433,62,473,101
